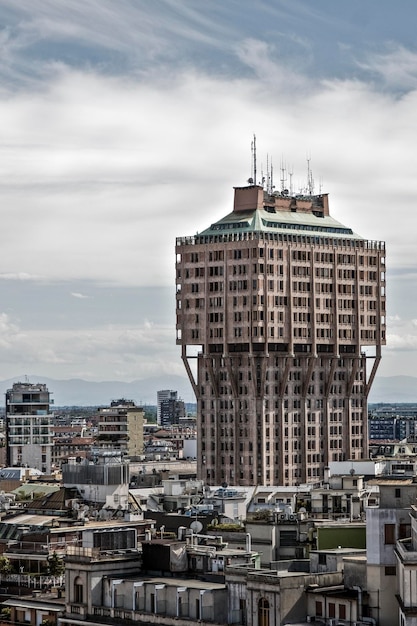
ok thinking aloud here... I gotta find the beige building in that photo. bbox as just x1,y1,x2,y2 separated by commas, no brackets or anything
176,183,386,486
97,399,144,460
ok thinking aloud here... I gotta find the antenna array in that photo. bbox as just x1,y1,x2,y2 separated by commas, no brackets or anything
248,137,321,196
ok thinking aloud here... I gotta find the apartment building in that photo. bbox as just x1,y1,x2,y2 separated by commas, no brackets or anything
97,399,144,460
5,381,54,473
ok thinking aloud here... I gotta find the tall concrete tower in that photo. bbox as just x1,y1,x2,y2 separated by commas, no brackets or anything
175,183,386,486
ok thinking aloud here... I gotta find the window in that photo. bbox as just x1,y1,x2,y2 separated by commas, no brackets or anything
74,577,84,604
385,566,397,576
240,599,247,625
135,590,144,611
339,604,346,619
384,524,395,544
315,600,323,617
399,523,410,540
258,597,269,626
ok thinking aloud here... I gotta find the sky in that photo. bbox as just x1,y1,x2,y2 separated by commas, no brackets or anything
0,0,416,397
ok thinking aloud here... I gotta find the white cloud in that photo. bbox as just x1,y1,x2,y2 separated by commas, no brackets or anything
0,64,415,290
0,273,41,281
357,44,417,90
0,1,416,381
0,309,182,381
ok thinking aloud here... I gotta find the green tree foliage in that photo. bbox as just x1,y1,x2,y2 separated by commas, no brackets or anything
47,552,64,577
0,556,12,576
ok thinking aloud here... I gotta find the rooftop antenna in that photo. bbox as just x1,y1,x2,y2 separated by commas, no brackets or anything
266,154,269,192
260,164,266,189
307,154,315,195
280,157,287,193
288,166,294,197
270,159,274,194
251,134,257,185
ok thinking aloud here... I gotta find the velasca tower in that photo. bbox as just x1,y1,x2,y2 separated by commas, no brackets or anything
175,182,385,486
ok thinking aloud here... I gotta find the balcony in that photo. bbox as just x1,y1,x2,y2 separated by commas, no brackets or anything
68,604,87,619
91,606,214,625
0,572,64,589
395,538,417,563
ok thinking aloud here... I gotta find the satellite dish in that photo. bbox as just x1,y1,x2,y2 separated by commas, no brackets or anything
190,520,203,533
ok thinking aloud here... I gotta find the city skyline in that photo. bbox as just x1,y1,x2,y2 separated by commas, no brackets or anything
0,2,415,385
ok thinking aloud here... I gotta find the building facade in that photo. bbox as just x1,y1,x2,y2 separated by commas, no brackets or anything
97,399,144,460
176,184,386,486
366,480,416,626
396,503,417,626
157,390,185,426
5,381,54,473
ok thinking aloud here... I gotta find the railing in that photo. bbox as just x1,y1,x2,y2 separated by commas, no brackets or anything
0,573,64,588
176,233,385,250
66,546,101,558
395,538,417,562
69,605,86,616
91,607,218,624
4,542,49,555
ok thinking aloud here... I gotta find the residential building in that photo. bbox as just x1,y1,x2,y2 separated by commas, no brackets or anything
157,390,185,426
2,592,65,626
5,381,54,473
366,479,417,626
97,399,144,460
59,527,256,626
310,471,366,520
369,404,417,441
396,503,417,626
161,396,186,427
175,181,386,486
51,424,96,469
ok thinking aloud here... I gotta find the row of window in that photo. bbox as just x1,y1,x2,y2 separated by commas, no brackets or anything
183,249,381,268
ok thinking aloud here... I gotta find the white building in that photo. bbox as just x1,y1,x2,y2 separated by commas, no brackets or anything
5,381,54,473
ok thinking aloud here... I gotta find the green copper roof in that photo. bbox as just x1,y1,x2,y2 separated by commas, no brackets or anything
200,207,363,240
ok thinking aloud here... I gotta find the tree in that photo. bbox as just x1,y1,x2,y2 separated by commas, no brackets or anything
0,607,11,622
47,552,64,578
0,557,12,577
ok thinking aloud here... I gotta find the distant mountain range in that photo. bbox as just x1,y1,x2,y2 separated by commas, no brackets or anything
368,376,417,404
0,375,195,407
0,374,415,407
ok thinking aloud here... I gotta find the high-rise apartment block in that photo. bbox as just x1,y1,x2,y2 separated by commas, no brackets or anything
157,390,185,426
176,183,386,486
97,399,144,460
5,381,54,473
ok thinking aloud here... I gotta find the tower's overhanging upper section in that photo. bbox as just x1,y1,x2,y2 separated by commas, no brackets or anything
197,185,363,241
